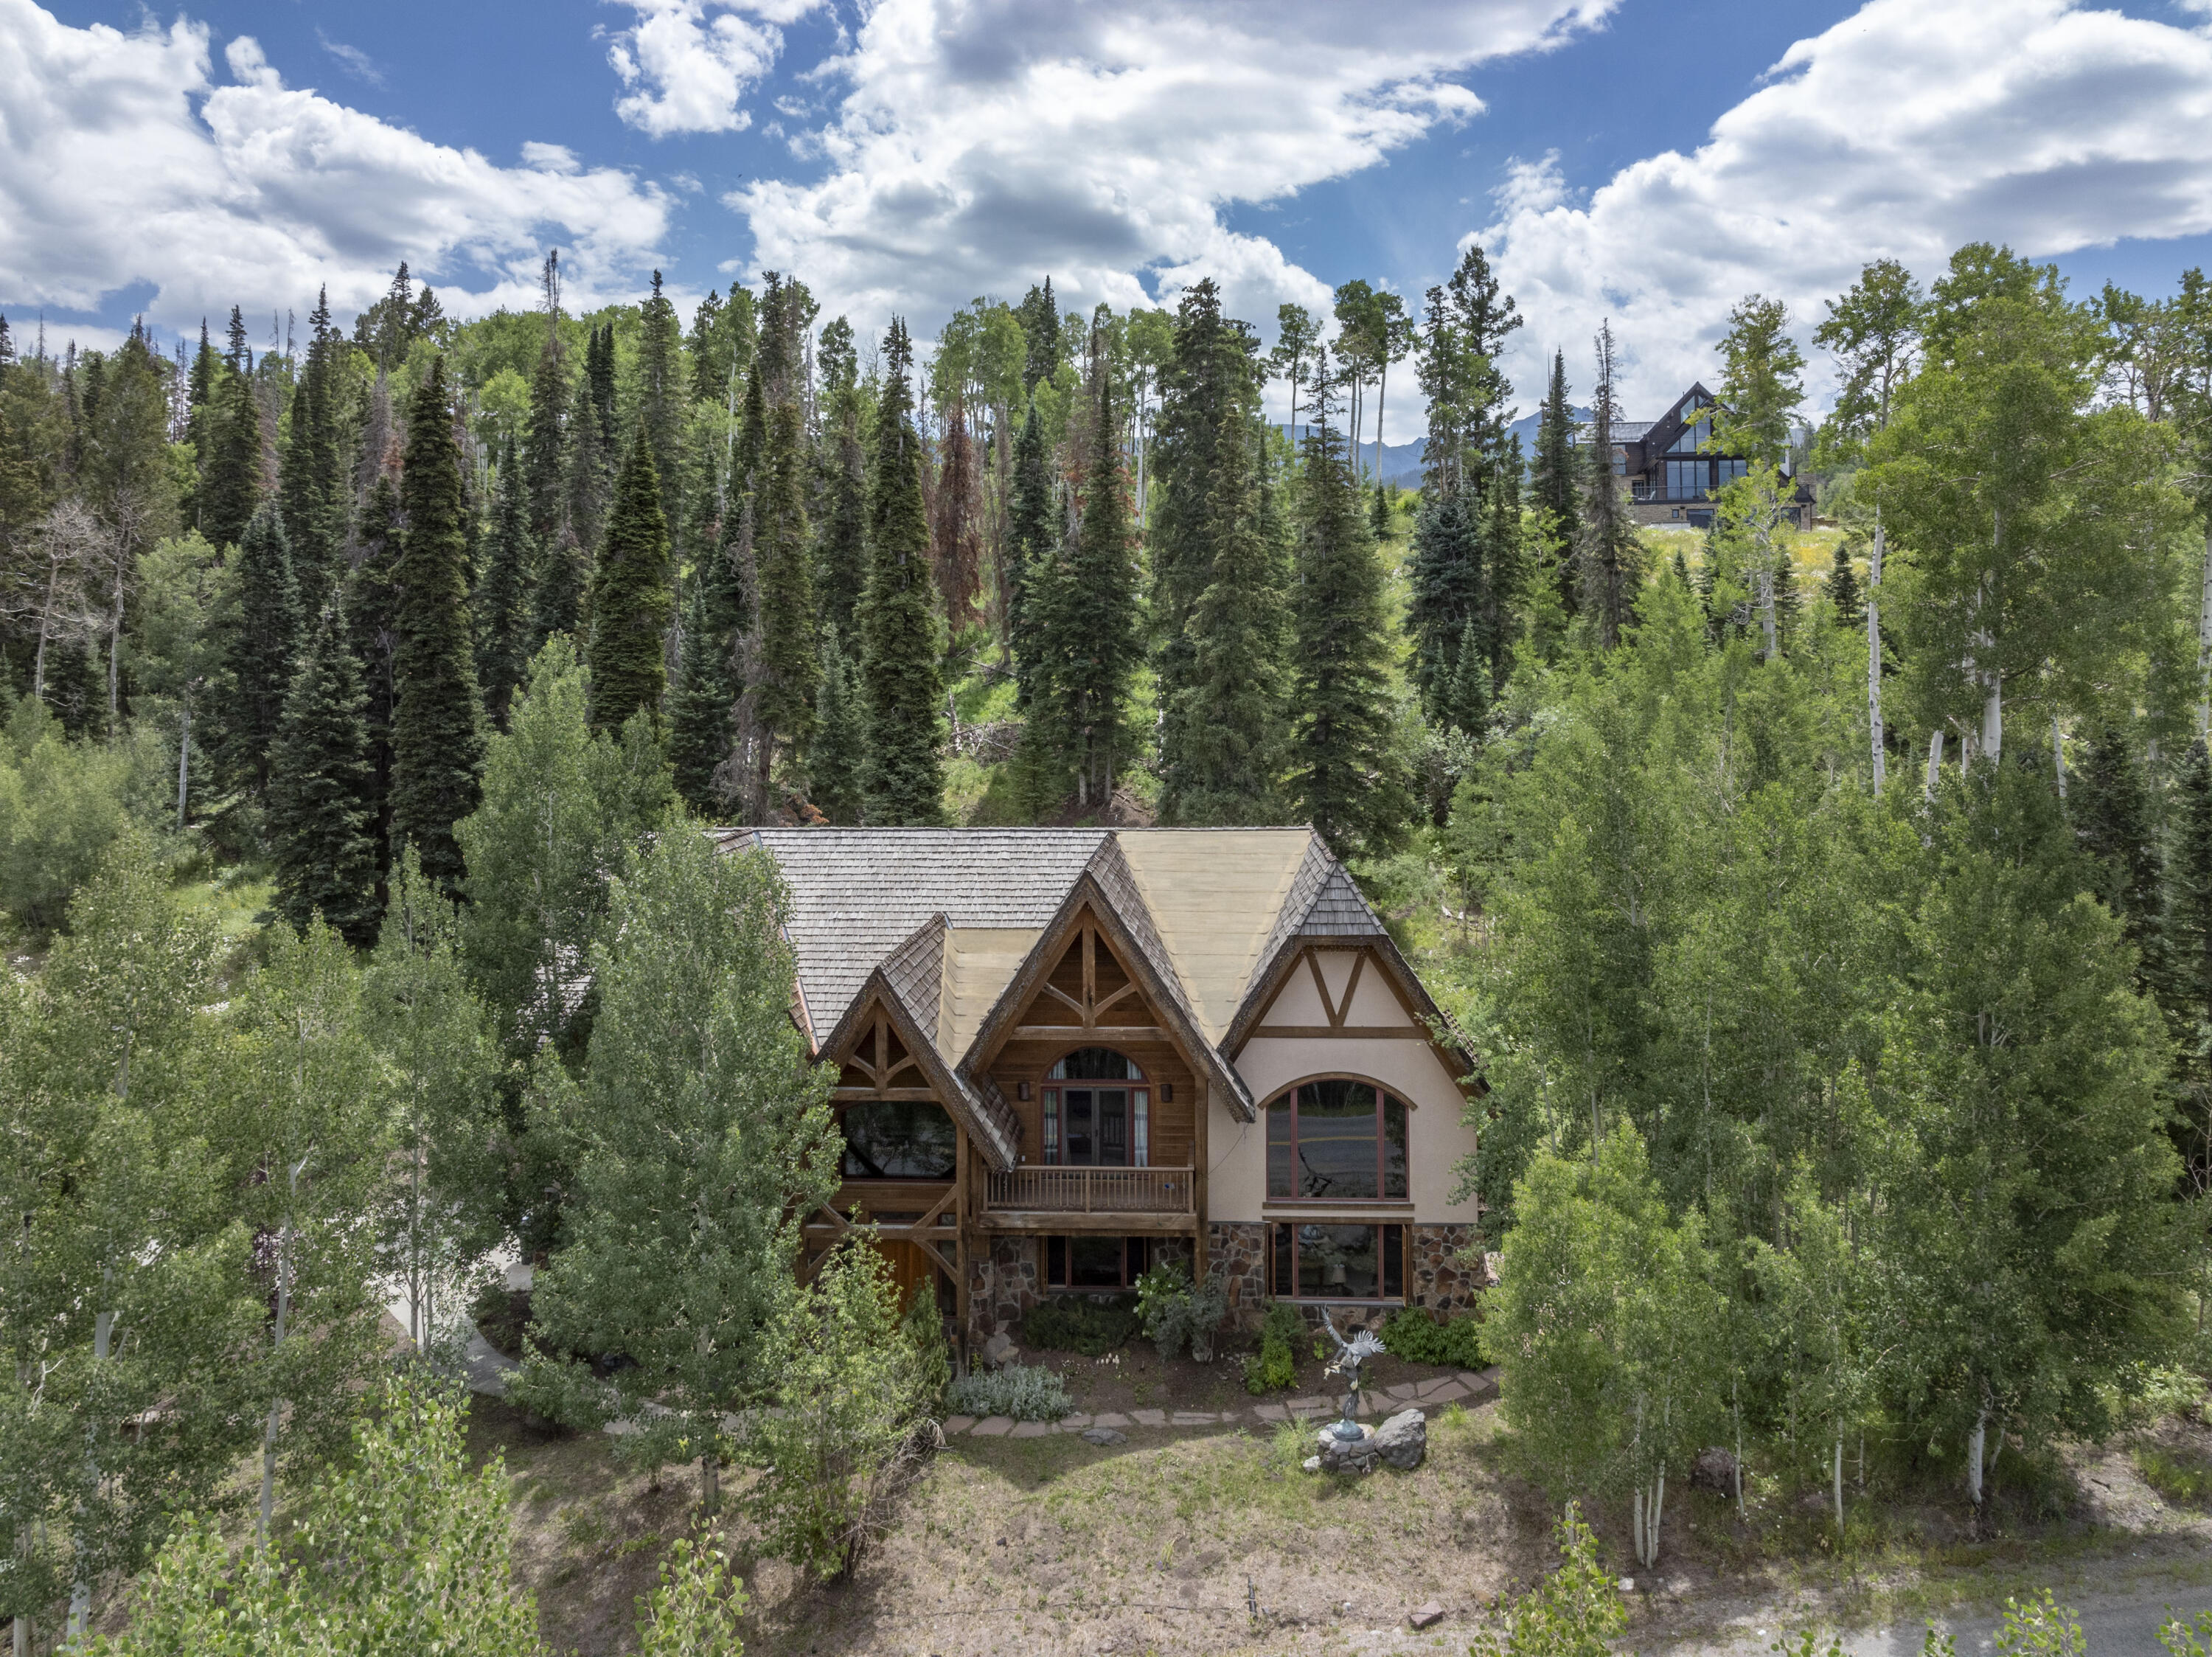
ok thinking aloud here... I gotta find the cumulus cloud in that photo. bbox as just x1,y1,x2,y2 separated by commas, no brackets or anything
1482,0,2212,414
730,0,1618,345
606,0,824,137
0,0,672,334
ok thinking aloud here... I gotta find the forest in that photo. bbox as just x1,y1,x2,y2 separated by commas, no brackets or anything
1,237,2211,1651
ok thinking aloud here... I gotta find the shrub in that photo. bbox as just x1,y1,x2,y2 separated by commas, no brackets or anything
2135,1444,2212,1507
945,1361,1071,1422
0,704,159,935
1134,1260,1228,1361
1380,1306,1486,1369
1243,1302,1302,1394
1021,1293,1141,1355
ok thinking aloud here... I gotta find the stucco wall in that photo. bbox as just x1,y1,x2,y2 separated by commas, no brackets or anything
1213,1033,1479,1223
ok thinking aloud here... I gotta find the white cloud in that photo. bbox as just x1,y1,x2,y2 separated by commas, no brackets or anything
1482,0,2212,415
729,0,1618,348
316,30,386,90
606,0,824,137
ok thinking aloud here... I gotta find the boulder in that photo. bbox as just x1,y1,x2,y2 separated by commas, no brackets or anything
1689,1445,1739,1493
1081,1426,1127,1446
981,1332,1017,1367
1374,1408,1428,1470
1409,1601,1447,1630
1315,1422,1377,1474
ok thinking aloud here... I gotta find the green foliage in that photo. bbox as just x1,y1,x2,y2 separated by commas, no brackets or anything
90,1375,545,1657
808,623,864,824
392,354,486,892
1019,1293,1141,1356
945,1361,1074,1422
1133,1259,1229,1362
741,1238,942,1581
1993,1591,2087,1657
267,611,380,945
1465,1504,1627,1657
635,1535,748,1657
588,425,673,732
2163,1609,2212,1657
1378,1306,1485,1369
1242,1302,1304,1394
213,501,302,802
1711,293,1807,465
857,320,946,824
476,432,535,730
752,397,817,768
2133,1443,2212,1507
0,700,154,934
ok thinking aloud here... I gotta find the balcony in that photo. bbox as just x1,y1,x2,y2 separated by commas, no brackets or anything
983,1164,1196,1232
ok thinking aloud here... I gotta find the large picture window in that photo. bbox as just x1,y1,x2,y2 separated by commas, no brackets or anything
1266,1078,1408,1200
840,1099,958,1180
1046,1235,1153,1289
1042,1047,1148,1168
1268,1223,1405,1301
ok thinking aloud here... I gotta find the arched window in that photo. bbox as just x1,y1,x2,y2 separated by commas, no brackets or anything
1266,1078,1408,1201
1042,1048,1147,1167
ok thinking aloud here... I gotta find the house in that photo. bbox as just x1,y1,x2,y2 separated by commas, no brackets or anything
713,827,1485,1349
1580,382,1813,529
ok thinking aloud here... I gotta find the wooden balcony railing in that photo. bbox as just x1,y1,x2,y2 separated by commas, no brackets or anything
984,1164,1194,1215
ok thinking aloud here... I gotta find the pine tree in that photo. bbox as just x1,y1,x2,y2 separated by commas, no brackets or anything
1150,279,1287,823
2166,741,2212,1185
1825,541,1864,633
810,623,865,825
1532,348,1581,616
1006,397,1054,707
391,356,485,891
856,319,945,825
588,425,673,732
2073,723,2167,997
751,397,817,786
637,270,684,529
199,366,262,551
215,503,303,802
347,474,403,878
278,289,341,619
1407,489,1484,726
667,584,731,814
1578,322,1643,648
531,347,610,652
815,383,868,647
1017,278,1062,390
475,434,533,730
521,252,569,551
268,612,380,945
1290,399,1411,857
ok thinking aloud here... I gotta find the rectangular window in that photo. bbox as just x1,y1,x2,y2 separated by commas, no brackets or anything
1610,445,1627,476
1266,1080,1411,1201
1267,1223,1405,1301
1717,458,1747,486
1043,1088,1060,1165
839,1099,959,1179
1666,459,1708,500
1133,1090,1149,1167
1045,1235,1152,1290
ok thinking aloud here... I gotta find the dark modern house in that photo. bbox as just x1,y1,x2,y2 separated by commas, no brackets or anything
1582,383,1813,529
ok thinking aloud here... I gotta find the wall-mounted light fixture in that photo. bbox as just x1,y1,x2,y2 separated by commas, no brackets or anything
1161,1083,1174,1103
1017,1081,1031,1101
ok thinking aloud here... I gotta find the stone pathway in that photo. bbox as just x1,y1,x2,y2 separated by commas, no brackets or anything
941,1368,1498,1440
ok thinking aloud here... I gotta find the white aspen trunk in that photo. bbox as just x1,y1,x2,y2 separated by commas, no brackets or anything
1966,1407,1986,1507
2197,521,2211,739
1632,1484,1644,1569
1980,671,2003,768
702,1445,719,1513
1868,515,1886,788
66,1301,116,1642
1924,730,1945,804
1649,1465,1666,1567
2052,718,2067,799
1374,360,1387,493
1833,1437,1845,1532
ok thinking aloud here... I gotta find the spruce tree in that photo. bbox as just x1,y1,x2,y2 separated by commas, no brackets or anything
347,473,403,877
278,288,341,619
1290,402,1411,857
667,583,731,813
391,355,485,891
531,352,609,652
1006,397,1054,706
810,623,864,825
751,397,817,788
215,502,302,801
815,383,868,647
475,434,533,729
2166,741,2212,1184
637,270,684,528
199,366,262,551
1577,322,1643,648
2073,724,2167,997
856,319,945,825
1826,541,1865,632
1532,347,1582,616
268,612,380,945
588,425,673,732
521,252,569,550
1407,488,1484,727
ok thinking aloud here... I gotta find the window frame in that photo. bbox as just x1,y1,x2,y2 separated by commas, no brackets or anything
837,1097,960,1181
1264,1074,1411,1203
1041,1046,1149,1168
1045,1234,1154,1290
1267,1222,1407,1303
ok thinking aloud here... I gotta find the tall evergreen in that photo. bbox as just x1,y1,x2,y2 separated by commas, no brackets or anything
1150,279,1286,824
199,366,262,551
1006,397,1054,706
521,252,569,551
1577,322,1643,648
1290,400,1411,857
588,427,673,732
475,433,533,729
347,473,403,878
531,341,611,652
750,397,817,790
391,356,485,891
279,288,341,617
856,319,945,825
268,611,380,945
215,502,302,801
1825,541,1864,633
1407,488,1484,727
667,583,731,814
810,624,865,825
1532,348,1582,616
2166,741,2212,1184
2073,724,2167,997
1017,277,1062,390
637,270,684,528
815,381,868,646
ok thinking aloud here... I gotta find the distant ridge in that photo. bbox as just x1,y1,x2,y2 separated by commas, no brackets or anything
1274,406,1591,492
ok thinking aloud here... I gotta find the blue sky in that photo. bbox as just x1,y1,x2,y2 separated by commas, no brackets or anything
7,0,2212,426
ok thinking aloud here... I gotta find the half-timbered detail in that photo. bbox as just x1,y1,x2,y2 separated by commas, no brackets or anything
712,826,1484,1351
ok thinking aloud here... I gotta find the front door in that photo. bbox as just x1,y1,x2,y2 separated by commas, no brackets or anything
1062,1086,1127,1166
